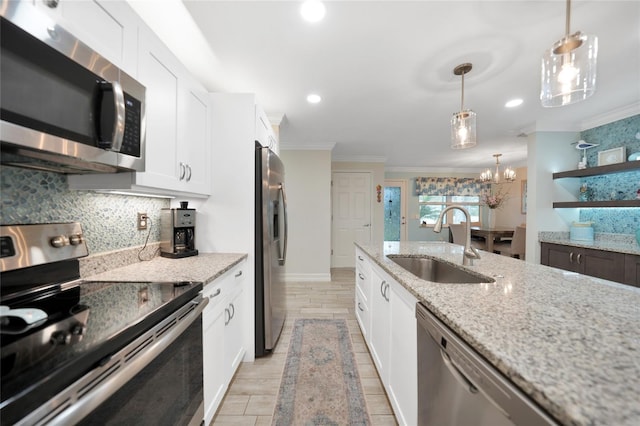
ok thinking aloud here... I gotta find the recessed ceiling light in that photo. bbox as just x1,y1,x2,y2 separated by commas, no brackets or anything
306,94,322,104
505,98,523,108
300,1,326,23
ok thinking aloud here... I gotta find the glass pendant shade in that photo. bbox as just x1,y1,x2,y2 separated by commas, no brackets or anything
540,0,598,108
451,110,476,149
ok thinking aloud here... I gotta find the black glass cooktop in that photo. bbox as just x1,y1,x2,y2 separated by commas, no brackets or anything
0,280,202,425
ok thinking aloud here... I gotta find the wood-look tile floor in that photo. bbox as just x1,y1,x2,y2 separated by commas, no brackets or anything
211,268,398,426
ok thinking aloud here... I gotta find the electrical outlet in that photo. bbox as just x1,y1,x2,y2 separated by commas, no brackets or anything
137,213,148,230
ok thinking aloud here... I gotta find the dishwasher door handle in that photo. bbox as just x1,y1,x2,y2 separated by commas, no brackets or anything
440,349,478,394
441,348,511,419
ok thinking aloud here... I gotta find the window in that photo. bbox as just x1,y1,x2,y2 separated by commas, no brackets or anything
419,195,480,226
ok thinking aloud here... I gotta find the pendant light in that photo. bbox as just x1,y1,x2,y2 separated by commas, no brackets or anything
540,0,598,107
480,154,516,184
451,63,476,149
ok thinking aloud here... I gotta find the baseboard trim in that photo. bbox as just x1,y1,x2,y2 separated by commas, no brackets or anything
284,273,331,282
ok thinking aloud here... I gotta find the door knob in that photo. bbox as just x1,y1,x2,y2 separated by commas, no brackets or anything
363,224,370,227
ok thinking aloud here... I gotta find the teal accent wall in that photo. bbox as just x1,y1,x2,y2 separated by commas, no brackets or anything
579,115,640,234
0,167,169,254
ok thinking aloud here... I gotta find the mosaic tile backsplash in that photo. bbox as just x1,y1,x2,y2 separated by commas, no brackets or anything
1,167,169,254
578,115,640,235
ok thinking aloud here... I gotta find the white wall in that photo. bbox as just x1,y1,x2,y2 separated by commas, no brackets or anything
279,150,332,281
527,131,581,263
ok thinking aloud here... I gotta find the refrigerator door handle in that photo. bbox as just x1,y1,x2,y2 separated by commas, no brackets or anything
278,183,288,265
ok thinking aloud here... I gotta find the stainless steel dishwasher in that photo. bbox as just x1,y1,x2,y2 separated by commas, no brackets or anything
416,303,558,426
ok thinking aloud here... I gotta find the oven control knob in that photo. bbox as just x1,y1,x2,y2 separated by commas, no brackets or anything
69,234,83,246
50,236,68,248
70,324,85,336
50,330,71,345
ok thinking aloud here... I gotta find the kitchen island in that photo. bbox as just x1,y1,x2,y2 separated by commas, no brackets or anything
357,241,640,426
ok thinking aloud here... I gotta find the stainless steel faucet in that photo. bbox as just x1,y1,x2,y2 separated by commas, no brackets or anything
433,205,481,266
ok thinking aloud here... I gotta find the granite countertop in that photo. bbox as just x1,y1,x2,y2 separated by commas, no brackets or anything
84,253,248,286
357,241,640,426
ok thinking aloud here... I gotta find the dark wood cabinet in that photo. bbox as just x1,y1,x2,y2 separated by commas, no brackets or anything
624,254,640,288
540,242,626,284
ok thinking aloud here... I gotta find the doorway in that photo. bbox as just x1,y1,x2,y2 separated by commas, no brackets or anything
384,180,407,241
331,172,372,268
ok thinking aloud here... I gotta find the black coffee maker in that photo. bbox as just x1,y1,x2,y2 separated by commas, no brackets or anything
160,202,198,258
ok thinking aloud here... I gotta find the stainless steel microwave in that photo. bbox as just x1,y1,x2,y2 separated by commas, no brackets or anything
0,1,145,174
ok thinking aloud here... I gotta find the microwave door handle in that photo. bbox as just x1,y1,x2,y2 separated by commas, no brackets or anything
98,81,126,152
278,183,288,265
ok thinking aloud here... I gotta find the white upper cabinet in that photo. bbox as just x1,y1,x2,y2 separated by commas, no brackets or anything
134,27,180,190
177,77,211,195
68,18,212,198
33,0,139,75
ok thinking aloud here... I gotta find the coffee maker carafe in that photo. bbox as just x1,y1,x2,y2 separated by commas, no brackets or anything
160,203,198,258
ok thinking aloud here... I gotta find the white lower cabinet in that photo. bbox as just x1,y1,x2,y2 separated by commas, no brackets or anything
388,277,418,426
202,261,246,425
369,265,390,378
357,252,418,426
223,279,245,382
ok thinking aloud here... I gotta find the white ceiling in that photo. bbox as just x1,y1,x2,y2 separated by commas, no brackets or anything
163,1,639,171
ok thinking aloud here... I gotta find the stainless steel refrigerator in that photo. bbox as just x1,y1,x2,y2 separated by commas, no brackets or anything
255,143,288,357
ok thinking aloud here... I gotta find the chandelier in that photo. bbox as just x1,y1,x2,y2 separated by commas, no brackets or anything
450,63,476,149
540,0,598,107
480,154,516,183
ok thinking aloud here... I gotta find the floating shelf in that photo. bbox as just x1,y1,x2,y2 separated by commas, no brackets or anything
553,200,640,208
552,161,640,179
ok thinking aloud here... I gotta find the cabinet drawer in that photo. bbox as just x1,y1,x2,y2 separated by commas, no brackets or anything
355,285,370,340
355,248,368,270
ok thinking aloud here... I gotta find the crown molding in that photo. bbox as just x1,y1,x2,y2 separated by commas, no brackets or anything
579,102,640,130
332,155,387,163
385,166,483,174
279,142,335,151
267,113,285,126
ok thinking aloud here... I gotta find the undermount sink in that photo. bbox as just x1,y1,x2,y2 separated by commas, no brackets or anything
387,255,494,284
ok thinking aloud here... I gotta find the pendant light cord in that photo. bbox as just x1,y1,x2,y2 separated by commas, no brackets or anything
460,71,465,111
565,0,571,37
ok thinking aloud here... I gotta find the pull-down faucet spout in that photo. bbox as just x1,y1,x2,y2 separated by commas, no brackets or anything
433,205,481,266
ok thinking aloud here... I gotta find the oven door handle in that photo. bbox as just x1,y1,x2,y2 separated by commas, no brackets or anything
28,295,209,426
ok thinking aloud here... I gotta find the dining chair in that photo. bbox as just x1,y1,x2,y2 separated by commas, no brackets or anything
449,223,486,251
493,225,526,259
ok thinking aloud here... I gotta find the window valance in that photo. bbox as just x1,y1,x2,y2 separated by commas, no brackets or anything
414,177,489,196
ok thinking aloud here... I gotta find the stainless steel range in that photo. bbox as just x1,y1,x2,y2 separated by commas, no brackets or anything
0,223,207,425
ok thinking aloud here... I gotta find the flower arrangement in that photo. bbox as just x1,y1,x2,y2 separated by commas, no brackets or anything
482,187,508,209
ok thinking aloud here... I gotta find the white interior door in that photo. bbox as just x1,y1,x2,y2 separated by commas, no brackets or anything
332,172,372,268
384,179,407,241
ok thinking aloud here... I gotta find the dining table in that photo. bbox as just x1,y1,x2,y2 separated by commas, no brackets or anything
470,226,514,252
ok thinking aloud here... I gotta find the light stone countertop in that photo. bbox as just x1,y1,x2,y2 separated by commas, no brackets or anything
356,241,640,426
83,253,248,286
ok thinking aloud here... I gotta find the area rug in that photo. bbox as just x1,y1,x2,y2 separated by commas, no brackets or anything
272,319,371,426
